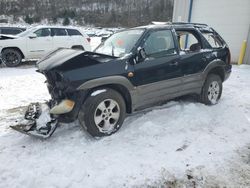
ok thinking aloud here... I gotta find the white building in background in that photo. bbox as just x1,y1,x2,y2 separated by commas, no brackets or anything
172,0,250,64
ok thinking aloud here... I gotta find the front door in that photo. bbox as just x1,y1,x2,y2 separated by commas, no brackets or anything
131,29,182,108
26,28,53,59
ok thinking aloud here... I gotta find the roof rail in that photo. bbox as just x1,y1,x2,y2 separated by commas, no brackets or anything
151,21,208,27
151,21,171,25
172,22,208,26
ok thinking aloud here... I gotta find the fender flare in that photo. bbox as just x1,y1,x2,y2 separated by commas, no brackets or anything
77,75,135,91
77,76,137,112
202,59,226,81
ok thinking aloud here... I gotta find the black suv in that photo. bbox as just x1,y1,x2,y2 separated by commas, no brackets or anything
12,23,232,138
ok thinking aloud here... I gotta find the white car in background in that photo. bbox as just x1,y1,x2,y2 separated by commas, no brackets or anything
0,26,91,67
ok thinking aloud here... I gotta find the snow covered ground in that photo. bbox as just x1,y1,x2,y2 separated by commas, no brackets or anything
0,65,250,187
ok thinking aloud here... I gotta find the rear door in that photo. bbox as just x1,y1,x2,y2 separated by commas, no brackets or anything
67,29,90,50
26,28,53,59
51,28,72,49
67,29,82,47
175,29,213,91
131,29,182,108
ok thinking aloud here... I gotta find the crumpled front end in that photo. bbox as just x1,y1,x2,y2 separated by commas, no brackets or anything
10,48,116,138
10,67,81,138
10,98,77,138
10,66,88,138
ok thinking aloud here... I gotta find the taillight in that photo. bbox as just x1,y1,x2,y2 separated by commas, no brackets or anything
87,38,91,43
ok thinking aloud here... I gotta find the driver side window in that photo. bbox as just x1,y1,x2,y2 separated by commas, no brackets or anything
34,28,51,37
143,30,176,57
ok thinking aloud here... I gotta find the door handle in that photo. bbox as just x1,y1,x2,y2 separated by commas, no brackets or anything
169,61,179,66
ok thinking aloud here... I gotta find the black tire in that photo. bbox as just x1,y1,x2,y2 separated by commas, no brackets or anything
200,74,222,105
2,48,22,67
78,88,126,137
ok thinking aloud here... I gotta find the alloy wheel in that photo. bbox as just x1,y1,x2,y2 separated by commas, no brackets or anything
94,99,120,133
207,81,220,104
4,51,20,65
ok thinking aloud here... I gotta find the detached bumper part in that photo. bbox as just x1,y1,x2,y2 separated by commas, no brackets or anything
10,103,58,139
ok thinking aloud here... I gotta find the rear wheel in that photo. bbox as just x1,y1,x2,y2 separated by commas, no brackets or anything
2,49,22,67
78,88,126,137
200,74,222,105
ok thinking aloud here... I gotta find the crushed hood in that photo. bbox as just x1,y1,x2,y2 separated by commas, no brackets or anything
37,48,117,72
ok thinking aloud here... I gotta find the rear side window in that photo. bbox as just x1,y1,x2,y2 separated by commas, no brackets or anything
67,29,82,36
201,32,224,48
1,28,23,35
143,30,176,56
176,30,202,52
52,28,67,36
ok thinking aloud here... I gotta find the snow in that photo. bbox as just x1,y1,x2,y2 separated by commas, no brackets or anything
0,67,50,110
0,65,250,187
91,89,107,96
36,104,52,130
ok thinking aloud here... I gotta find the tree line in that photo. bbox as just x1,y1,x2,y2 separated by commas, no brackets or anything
0,0,173,27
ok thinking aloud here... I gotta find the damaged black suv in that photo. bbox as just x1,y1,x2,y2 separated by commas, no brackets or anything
12,23,232,138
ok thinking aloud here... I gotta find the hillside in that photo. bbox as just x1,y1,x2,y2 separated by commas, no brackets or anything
0,0,173,27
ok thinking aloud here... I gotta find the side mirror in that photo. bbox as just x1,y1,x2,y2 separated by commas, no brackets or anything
137,47,146,62
28,33,37,39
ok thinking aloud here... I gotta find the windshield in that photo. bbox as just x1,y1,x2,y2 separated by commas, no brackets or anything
17,27,38,37
95,29,144,57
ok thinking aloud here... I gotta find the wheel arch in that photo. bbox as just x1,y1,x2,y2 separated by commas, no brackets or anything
77,76,136,114
1,47,25,59
207,66,225,81
88,84,133,114
203,59,226,82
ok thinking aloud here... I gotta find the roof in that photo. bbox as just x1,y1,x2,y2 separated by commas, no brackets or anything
30,25,81,30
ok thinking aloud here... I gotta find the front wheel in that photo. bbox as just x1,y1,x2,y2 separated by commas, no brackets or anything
78,88,126,137
199,74,222,105
2,49,22,67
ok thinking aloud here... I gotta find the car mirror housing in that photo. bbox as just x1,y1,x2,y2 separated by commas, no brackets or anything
28,34,37,39
137,47,146,63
